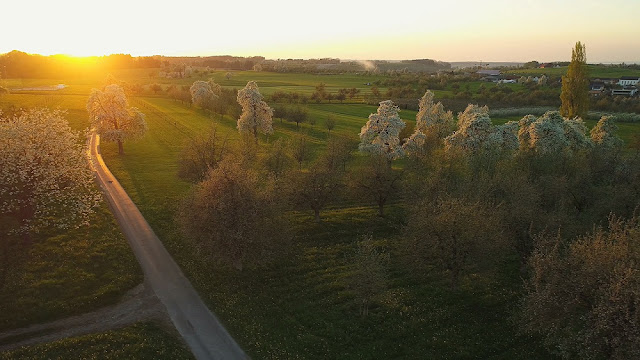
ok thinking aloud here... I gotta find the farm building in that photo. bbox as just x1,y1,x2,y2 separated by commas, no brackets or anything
618,76,640,86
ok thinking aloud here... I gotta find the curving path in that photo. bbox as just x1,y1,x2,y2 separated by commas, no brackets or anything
89,133,247,360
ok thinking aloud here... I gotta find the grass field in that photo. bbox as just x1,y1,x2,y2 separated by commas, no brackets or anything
508,65,640,78
0,323,193,360
0,88,143,333
2,69,639,358
97,93,553,358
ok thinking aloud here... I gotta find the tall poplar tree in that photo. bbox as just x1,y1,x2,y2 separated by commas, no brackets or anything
560,42,589,119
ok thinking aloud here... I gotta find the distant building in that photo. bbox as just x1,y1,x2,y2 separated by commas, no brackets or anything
611,87,638,96
477,69,500,82
618,76,640,86
589,81,606,96
594,78,619,86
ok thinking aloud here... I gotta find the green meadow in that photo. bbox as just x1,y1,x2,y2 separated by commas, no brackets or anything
507,65,640,78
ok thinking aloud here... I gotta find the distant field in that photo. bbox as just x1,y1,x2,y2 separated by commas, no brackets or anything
508,65,640,78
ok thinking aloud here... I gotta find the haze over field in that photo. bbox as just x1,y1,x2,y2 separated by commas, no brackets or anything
3,0,640,63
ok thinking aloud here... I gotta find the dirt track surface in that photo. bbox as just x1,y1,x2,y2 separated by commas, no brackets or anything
88,133,247,360
0,283,167,352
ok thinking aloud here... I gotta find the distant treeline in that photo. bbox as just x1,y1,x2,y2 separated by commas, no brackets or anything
163,55,266,71
0,51,266,78
0,51,162,78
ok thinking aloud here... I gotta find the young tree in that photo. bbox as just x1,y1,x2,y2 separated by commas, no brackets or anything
1,109,98,286
86,84,147,155
288,106,308,129
236,81,273,140
291,134,310,170
326,115,336,133
359,100,406,160
560,41,589,119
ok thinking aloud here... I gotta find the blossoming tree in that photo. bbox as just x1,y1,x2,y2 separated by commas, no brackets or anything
1,109,98,285
190,80,218,109
86,84,147,155
359,100,405,160
236,81,273,140
404,90,454,157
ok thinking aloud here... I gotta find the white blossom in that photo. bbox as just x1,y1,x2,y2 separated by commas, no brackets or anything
236,81,273,138
359,100,406,160
444,105,492,152
86,84,146,154
590,116,623,151
404,90,454,157
190,81,218,108
415,90,454,138
0,109,99,235
518,111,593,154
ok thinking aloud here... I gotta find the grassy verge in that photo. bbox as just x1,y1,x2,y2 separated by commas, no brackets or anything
0,204,142,331
0,322,193,360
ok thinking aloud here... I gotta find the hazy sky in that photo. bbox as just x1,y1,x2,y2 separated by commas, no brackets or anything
3,0,639,62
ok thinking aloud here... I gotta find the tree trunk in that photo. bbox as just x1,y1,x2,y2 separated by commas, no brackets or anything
378,202,385,217
117,140,124,155
314,209,321,223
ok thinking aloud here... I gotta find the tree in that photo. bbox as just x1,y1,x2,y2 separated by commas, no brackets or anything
178,157,284,271
263,138,294,178
190,81,218,110
236,81,273,140
291,134,310,170
178,128,229,182
86,84,147,155
288,162,343,222
521,215,640,359
348,87,360,99
150,83,163,94
403,90,454,156
288,106,308,129
560,41,589,119
348,237,389,316
0,109,98,287
353,154,402,217
326,115,336,133
336,88,348,103
405,197,506,287
590,116,623,152
359,100,406,160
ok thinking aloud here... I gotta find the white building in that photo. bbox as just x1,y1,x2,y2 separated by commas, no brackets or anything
618,76,640,86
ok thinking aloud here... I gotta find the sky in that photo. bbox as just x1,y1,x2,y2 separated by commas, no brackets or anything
2,0,639,63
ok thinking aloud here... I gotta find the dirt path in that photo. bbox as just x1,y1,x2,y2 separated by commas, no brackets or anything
88,133,247,360
0,283,169,352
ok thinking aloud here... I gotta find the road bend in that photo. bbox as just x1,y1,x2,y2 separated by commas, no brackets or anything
89,133,247,360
